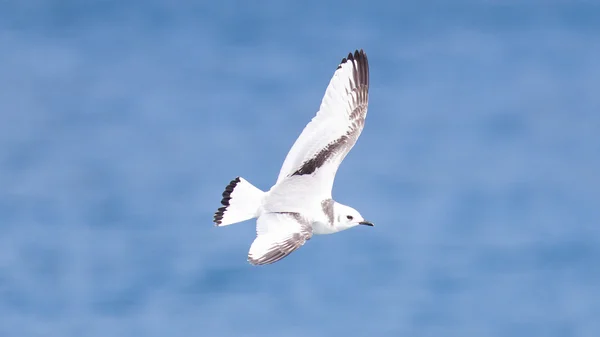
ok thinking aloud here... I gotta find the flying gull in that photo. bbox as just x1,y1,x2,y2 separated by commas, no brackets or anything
214,49,373,265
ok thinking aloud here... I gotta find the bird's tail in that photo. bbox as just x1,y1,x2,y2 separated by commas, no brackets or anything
213,177,264,226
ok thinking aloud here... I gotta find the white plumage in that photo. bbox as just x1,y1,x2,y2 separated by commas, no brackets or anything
214,50,373,265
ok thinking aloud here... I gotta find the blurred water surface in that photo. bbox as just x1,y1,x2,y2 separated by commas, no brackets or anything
1,1,599,336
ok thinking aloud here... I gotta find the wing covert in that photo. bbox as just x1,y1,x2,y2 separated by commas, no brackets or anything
267,50,369,207
248,212,312,265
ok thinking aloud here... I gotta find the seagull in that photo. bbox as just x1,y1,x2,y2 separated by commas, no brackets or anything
214,49,373,265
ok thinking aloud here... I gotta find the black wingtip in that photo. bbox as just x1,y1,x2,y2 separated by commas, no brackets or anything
338,49,367,65
335,49,369,90
213,177,241,225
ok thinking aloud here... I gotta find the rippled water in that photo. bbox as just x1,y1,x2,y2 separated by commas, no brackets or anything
1,1,599,336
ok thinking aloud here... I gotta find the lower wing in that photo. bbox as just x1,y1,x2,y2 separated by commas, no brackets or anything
247,212,313,265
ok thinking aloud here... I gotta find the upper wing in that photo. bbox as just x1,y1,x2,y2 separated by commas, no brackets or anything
247,212,313,265
265,50,369,211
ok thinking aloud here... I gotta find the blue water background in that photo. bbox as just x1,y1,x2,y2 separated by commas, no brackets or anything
1,1,599,336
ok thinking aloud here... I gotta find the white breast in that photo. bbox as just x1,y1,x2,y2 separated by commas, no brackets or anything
311,219,339,235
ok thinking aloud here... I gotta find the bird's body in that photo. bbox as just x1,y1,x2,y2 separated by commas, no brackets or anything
214,49,373,265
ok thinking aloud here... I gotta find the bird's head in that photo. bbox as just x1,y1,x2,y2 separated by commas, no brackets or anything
333,202,374,231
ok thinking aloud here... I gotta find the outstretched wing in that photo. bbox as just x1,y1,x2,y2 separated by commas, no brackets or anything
248,212,313,265
265,50,369,212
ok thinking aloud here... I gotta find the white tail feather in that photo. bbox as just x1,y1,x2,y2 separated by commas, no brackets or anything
213,177,264,226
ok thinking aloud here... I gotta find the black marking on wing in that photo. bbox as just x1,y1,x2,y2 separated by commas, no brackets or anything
291,134,350,176
291,49,369,177
213,177,241,225
248,232,307,265
248,213,312,266
338,49,370,90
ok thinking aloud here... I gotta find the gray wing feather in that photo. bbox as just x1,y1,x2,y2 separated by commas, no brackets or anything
248,231,310,265
248,213,312,266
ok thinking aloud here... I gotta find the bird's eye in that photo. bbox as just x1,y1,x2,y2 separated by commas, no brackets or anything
346,215,353,220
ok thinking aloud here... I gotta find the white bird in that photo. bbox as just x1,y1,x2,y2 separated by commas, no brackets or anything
214,49,373,265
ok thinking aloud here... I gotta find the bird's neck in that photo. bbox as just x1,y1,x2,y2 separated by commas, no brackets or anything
311,219,341,235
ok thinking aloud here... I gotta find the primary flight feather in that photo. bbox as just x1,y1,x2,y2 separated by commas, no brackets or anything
214,49,373,265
